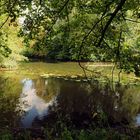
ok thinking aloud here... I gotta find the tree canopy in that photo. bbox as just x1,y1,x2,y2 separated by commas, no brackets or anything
0,0,140,74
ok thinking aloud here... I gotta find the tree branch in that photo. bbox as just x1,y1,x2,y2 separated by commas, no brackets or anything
77,1,115,77
97,0,127,48
0,16,9,29
0,0,18,29
48,0,70,33
124,18,140,23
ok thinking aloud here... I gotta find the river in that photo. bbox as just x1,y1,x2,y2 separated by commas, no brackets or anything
0,62,140,129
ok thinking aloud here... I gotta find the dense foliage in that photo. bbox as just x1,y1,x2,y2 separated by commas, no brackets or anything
1,1,140,139
0,0,140,74
0,15,28,67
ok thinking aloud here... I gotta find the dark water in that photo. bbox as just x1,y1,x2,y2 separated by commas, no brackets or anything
0,76,140,128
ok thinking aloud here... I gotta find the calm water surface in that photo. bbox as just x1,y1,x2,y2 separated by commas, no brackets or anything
0,62,140,128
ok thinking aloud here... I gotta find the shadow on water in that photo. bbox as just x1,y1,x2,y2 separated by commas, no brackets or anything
0,76,140,129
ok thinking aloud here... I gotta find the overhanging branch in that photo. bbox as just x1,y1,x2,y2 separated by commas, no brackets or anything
97,0,127,48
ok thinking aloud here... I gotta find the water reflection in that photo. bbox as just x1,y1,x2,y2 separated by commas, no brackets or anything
0,77,22,128
19,78,56,127
136,114,140,126
41,78,140,128
0,76,140,129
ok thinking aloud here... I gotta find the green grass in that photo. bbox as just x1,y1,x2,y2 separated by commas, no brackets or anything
0,62,140,84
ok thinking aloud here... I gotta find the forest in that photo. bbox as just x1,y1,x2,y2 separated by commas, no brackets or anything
0,0,140,139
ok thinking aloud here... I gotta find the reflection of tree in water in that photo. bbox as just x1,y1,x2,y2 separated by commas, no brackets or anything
1,76,140,129
44,79,140,128
0,77,22,128
35,77,60,102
